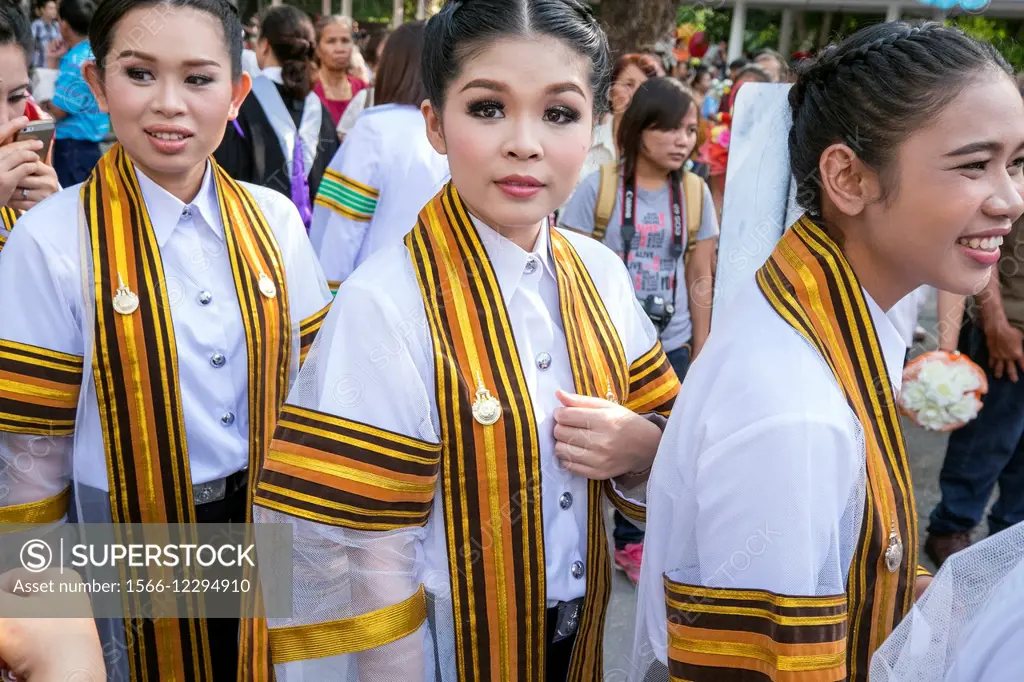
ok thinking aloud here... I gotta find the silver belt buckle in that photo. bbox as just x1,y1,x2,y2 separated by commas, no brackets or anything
193,477,228,506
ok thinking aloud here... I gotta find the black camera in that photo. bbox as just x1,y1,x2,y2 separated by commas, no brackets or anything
641,294,674,332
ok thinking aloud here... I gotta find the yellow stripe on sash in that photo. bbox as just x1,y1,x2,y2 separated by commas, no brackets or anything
0,339,83,436
0,207,18,253
0,486,70,526
299,302,331,365
754,216,915,682
625,342,680,417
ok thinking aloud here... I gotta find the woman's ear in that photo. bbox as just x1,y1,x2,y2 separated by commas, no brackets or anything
818,142,881,217
228,73,252,120
421,100,447,155
82,60,108,113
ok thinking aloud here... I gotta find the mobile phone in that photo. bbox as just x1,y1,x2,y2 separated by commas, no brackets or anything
15,119,56,161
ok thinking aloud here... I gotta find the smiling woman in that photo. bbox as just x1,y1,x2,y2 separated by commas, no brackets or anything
0,1,333,681
253,2,684,682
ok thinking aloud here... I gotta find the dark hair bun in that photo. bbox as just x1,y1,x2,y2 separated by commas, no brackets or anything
789,21,1012,215
423,0,612,119
259,5,316,99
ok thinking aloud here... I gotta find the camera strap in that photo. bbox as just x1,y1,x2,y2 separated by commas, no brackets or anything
620,169,686,304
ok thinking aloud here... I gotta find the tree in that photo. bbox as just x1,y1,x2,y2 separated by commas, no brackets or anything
598,0,679,54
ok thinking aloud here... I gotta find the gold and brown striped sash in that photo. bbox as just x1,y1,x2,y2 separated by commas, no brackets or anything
0,338,82,436
83,144,291,681
298,303,330,365
406,183,639,681
664,580,848,682
0,206,20,252
756,216,916,680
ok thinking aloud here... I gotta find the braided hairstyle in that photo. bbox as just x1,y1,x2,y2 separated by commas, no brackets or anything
260,5,316,99
790,21,1012,216
422,0,612,119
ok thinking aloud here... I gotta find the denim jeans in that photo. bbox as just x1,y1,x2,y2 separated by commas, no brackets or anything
928,318,1024,536
53,138,102,188
613,343,692,550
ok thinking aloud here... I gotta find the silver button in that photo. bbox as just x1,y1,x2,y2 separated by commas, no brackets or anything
211,353,226,368
198,290,213,305
559,492,573,510
570,560,585,579
524,257,539,275
220,412,235,426
536,352,552,371
181,206,192,219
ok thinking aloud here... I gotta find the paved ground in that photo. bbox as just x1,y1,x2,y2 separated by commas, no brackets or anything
602,291,974,667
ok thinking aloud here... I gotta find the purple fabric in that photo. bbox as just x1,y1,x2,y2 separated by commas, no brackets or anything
231,119,244,139
291,136,313,229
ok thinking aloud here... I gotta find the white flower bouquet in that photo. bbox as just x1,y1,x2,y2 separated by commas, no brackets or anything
899,351,988,432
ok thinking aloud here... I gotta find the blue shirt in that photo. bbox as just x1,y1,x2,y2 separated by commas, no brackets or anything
52,41,110,142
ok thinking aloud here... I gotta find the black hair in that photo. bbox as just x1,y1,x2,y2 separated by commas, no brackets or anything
35,0,56,11
422,0,612,119
0,1,33,66
733,64,770,84
259,5,316,99
90,0,243,80
618,76,698,180
728,57,748,72
59,0,96,37
375,21,428,107
790,21,1012,216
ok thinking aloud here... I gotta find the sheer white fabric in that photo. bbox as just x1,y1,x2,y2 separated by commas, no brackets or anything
870,522,1024,682
629,278,906,681
260,218,660,680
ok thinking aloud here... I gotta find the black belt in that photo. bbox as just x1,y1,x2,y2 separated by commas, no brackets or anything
547,597,585,644
192,469,248,506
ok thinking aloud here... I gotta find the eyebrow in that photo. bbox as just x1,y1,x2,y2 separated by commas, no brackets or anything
115,49,222,68
944,141,1002,157
460,78,586,98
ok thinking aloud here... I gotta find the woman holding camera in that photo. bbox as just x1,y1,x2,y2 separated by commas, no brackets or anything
0,2,60,254
560,77,718,583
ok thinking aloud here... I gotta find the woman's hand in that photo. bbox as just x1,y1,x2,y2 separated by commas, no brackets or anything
8,162,60,212
0,117,44,207
552,389,662,480
0,568,106,682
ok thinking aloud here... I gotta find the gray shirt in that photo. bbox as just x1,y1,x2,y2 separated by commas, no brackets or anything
560,169,719,352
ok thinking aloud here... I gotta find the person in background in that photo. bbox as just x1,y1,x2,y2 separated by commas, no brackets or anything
347,43,370,85
700,63,771,218
313,15,366,127
310,20,447,291
28,0,58,68
40,0,109,187
727,56,749,80
609,52,659,144
925,214,1024,567
0,0,59,252
362,27,389,81
215,4,339,226
560,78,718,583
754,47,789,82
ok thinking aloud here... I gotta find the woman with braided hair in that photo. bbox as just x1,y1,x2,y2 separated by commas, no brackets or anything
633,21,1024,682
215,5,339,227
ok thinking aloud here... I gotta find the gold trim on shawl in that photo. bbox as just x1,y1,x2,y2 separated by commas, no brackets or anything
0,486,70,526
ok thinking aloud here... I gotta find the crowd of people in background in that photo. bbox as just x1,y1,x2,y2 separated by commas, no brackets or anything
0,0,1023,680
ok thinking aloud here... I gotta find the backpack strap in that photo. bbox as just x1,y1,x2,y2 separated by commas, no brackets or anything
683,171,705,267
592,161,618,241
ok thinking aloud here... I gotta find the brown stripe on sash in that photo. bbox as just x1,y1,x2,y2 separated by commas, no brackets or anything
0,339,82,435
257,405,441,530
625,342,680,417
664,576,848,682
299,302,331,365
549,230,628,681
0,206,18,252
754,216,915,681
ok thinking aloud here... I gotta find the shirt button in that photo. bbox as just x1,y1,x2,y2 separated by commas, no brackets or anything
198,291,213,306
181,206,193,219
211,353,226,368
570,560,585,580
559,492,573,510
524,257,539,275
536,352,552,371
220,412,235,426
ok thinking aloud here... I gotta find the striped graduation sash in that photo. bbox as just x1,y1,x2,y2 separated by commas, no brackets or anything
82,145,291,681
0,206,19,252
754,216,916,680
406,183,678,681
